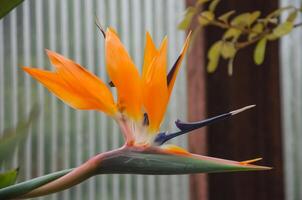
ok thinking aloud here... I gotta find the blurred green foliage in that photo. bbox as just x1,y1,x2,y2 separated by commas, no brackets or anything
0,106,39,163
0,0,24,19
0,106,39,188
179,0,302,75
0,168,19,189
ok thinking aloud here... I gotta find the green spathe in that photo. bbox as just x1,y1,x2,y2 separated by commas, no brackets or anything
98,147,270,174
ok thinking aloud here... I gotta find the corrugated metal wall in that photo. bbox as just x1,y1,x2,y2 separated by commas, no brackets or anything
0,0,189,199
280,0,302,199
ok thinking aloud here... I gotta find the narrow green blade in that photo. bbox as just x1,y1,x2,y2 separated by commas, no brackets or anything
0,0,24,19
0,168,72,199
0,106,39,163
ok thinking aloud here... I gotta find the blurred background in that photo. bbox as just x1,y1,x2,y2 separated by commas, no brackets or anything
0,0,301,200
0,0,188,200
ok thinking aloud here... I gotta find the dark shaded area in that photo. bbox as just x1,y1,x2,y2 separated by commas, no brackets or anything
186,1,208,200
204,0,285,200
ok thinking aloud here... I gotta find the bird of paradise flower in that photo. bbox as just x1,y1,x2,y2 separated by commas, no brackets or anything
0,28,270,199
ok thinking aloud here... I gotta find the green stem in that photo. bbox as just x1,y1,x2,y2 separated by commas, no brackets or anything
0,168,73,199
20,164,93,198
19,147,123,199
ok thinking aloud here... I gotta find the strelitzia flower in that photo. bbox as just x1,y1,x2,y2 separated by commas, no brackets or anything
0,28,270,199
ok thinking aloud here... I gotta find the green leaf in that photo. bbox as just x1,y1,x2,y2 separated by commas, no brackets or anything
196,0,210,6
231,12,251,27
198,11,215,26
0,169,19,189
248,11,261,26
221,42,236,59
178,7,196,30
228,57,235,76
0,106,39,163
271,21,293,38
223,28,242,40
254,37,267,65
248,23,264,40
218,10,235,23
0,168,72,199
287,10,298,22
266,6,293,21
207,41,223,73
209,0,220,12
0,0,24,19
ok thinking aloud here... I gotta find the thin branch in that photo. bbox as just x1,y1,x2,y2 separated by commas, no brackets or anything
294,22,302,28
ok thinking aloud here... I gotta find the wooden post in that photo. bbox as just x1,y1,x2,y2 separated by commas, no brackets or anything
205,0,285,199
186,0,208,200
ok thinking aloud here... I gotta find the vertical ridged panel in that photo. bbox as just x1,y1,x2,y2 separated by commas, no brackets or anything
280,0,302,200
0,0,188,199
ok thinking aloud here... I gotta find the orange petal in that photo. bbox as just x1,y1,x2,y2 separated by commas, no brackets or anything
160,144,191,155
142,32,158,80
240,158,263,165
105,28,142,120
143,37,169,132
167,32,191,97
23,53,117,116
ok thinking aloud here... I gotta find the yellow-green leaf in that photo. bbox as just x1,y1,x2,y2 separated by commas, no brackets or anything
252,23,264,33
218,10,235,23
198,11,215,26
231,12,251,27
287,10,298,22
266,7,292,21
196,0,210,6
248,23,264,40
221,42,236,59
207,41,223,73
178,7,196,30
248,11,261,26
254,38,267,65
272,21,293,38
223,28,242,40
0,169,18,189
209,0,220,12
228,57,235,76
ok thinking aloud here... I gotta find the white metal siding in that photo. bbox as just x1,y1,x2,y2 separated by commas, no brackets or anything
280,0,302,199
0,0,189,199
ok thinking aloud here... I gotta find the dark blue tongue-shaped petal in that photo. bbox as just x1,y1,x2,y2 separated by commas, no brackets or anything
154,105,255,145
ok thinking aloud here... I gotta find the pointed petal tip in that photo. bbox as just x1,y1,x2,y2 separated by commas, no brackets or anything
45,49,54,57
240,157,262,164
106,27,118,37
22,66,39,74
146,31,152,38
238,157,272,171
160,36,168,48
240,164,272,171
230,104,256,115
45,49,62,61
186,31,192,41
22,66,30,71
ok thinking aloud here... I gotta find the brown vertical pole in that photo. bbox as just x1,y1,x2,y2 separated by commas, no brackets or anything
205,0,285,200
186,0,208,200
